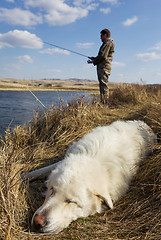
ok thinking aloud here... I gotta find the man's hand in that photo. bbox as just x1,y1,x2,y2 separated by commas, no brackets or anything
87,57,95,64
87,59,93,64
89,57,95,60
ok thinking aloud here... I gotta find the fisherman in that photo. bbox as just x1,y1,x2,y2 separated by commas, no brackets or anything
88,29,115,105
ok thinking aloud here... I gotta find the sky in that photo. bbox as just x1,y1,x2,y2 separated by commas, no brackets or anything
0,0,161,84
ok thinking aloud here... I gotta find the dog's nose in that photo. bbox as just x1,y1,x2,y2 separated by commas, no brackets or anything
32,214,46,232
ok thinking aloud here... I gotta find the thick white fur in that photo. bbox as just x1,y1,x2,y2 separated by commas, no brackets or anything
32,120,156,234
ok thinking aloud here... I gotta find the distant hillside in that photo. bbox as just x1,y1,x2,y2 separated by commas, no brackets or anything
0,78,98,91
0,78,160,91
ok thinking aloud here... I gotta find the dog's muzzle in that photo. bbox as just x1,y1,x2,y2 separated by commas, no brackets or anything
32,213,47,233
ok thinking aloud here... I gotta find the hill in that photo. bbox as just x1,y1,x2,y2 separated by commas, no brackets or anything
0,78,98,91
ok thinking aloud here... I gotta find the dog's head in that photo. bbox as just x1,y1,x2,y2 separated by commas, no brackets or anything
31,158,113,234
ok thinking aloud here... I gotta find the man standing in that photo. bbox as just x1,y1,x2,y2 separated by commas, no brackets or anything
88,29,114,105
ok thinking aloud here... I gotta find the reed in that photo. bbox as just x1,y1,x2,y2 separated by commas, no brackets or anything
0,83,160,240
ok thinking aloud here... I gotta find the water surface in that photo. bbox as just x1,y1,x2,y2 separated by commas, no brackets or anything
0,91,91,136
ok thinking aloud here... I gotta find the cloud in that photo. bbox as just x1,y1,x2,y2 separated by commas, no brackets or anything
136,52,161,61
76,42,94,48
136,41,161,62
15,55,34,64
0,8,42,26
73,0,98,10
112,61,126,67
25,0,95,26
39,48,70,55
0,30,43,49
150,41,161,51
6,0,14,2
0,1,97,27
100,0,119,4
100,8,111,14
122,16,138,26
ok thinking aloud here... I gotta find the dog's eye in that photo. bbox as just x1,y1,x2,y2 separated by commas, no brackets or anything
49,187,55,196
65,199,72,204
64,199,82,208
64,199,77,205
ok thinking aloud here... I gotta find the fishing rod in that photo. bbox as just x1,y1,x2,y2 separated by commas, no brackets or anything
28,34,91,59
43,40,90,59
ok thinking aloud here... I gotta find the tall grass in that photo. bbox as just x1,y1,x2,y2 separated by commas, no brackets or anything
0,84,161,240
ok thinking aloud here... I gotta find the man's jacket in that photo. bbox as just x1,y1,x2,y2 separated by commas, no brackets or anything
93,39,115,75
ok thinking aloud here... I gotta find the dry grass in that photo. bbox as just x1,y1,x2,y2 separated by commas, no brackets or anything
0,83,161,240
0,78,98,92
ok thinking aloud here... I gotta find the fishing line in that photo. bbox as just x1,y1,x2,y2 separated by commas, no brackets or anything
43,40,90,58
26,34,91,58
12,36,91,111
28,89,48,109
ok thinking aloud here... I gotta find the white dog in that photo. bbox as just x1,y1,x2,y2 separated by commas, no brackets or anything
31,120,156,234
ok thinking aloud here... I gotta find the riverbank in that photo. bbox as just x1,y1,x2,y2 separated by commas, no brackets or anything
0,78,99,92
0,83,161,240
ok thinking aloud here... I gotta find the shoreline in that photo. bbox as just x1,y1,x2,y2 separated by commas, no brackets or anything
0,87,98,92
0,78,160,92
0,78,98,92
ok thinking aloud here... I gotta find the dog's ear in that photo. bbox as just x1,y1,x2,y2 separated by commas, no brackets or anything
96,192,113,209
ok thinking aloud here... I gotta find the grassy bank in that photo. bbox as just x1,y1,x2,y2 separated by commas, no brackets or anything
0,84,161,240
0,78,98,92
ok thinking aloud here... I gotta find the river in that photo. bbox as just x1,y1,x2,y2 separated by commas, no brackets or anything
0,91,92,136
